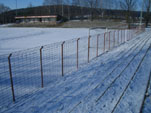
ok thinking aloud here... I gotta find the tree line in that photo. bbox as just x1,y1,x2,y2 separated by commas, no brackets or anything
0,0,151,27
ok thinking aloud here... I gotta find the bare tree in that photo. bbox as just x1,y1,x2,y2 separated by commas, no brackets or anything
43,0,62,15
43,0,61,5
144,0,151,27
65,0,71,19
72,0,85,20
0,3,10,14
84,0,96,20
80,0,106,20
96,0,116,19
120,0,136,29
43,0,54,14
27,2,33,8
0,3,10,24
72,0,80,6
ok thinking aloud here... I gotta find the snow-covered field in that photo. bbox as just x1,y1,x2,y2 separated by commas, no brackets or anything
0,28,105,55
0,27,107,108
0,27,150,113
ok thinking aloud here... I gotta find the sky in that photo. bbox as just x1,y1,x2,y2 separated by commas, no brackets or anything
0,0,142,11
0,0,43,9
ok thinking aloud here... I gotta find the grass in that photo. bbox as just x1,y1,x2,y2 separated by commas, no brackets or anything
10,19,127,28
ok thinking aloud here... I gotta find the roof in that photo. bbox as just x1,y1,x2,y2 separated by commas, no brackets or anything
15,15,57,19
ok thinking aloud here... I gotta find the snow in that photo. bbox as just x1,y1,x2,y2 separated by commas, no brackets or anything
113,46,151,113
0,24,14,27
142,70,151,112
71,32,151,113
0,28,151,113
0,27,108,108
0,28,105,55
143,30,151,113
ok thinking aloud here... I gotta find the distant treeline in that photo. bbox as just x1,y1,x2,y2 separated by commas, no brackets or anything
0,5,146,24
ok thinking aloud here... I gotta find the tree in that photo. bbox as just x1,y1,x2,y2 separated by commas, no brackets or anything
144,0,151,27
28,2,33,8
0,3,10,24
84,0,96,20
72,0,80,6
43,0,62,15
64,0,71,19
43,0,59,5
120,0,136,29
72,0,84,20
0,3,10,14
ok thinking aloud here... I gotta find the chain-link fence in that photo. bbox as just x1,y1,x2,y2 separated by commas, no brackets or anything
0,28,145,107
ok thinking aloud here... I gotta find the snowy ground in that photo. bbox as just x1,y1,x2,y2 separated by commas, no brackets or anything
142,71,151,112
0,29,151,113
0,27,126,108
0,28,105,55
0,27,109,107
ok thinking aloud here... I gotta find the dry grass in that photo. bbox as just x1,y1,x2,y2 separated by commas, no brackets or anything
11,19,127,28
61,20,126,28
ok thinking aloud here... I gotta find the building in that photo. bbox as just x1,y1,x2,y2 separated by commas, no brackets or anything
15,15,62,24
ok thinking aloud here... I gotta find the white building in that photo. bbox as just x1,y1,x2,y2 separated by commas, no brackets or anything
15,15,61,24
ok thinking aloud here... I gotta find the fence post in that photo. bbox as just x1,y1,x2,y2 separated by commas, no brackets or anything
124,29,125,43
129,30,131,40
40,46,44,88
109,31,110,50
77,38,80,70
96,34,99,57
127,30,130,41
8,53,15,102
128,30,130,41
61,41,65,76
104,32,106,52
127,30,128,41
88,36,91,63
121,30,122,44
130,31,133,39
129,30,130,40
113,31,115,47
118,30,119,45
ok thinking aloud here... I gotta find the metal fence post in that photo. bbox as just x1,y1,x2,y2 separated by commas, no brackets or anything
128,30,130,41
113,31,115,47
104,32,106,52
88,36,91,63
118,30,119,45
77,38,80,70
129,31,131,40
109,31,110,50
61,41,65,76
129,30,130,41
127,30,130,41
121,30,122,44
8,53,15,102
124,29,125,42
131,32,133,39
40,46,44,88
127,30,128,41
96,34,99,57
131,30,132,39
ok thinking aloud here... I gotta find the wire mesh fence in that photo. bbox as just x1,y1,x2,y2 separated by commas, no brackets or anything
0,27,145,107
42,42,62,85
0,54,12,106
